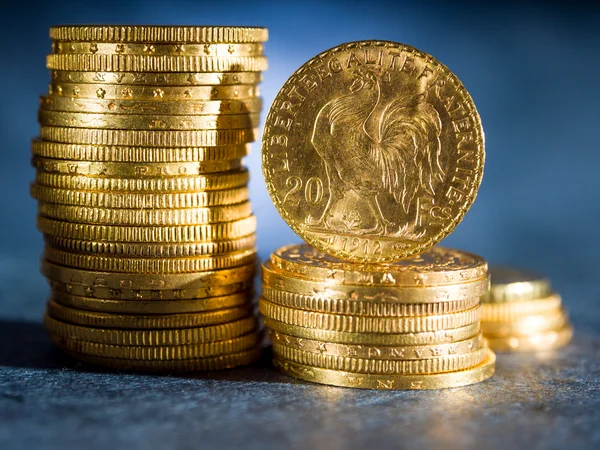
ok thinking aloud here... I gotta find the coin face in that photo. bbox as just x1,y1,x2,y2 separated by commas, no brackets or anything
262,40,484,262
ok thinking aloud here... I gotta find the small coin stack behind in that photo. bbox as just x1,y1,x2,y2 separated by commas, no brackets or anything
482,267,573,352
258,244,495,390
31,25,268,372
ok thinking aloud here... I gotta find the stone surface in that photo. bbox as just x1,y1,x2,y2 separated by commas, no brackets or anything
0,259,599,450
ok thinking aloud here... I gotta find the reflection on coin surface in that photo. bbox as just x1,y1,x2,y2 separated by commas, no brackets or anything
263,40,484,262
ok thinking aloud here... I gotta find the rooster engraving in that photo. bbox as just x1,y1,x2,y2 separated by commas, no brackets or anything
307,69,445,238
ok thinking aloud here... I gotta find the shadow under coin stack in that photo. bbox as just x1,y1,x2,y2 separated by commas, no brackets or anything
31,25,268,372
481,267,573,352
259,244,495,390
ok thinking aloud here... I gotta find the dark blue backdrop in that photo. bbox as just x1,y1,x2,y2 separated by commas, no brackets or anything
0,0,598,319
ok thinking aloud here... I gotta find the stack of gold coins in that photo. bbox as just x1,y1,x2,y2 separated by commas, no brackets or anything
31,25,268,372
260,40,495,389
259,244,494,389
481,267,573,352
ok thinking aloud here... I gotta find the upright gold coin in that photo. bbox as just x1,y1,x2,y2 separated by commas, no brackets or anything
52,332,262,360
48,83,259,101
262,41,484,262
31,140,250,162
40,96,263,115
46,299,253,329
53,42,263,57
50,70,262,86
40,126,257,147
485,266,551,303
262,262,489,303
269,329,485,360
41,260,256,289
270,243,488,286
52,291,254,313
49,26,268,44
46,54,268,72
273,350,495,390
273,344,488,375
37,215,256,242
264,317,480,346
38,110,261,130
44,246,257,273
259,298,480,333
44,314,258,345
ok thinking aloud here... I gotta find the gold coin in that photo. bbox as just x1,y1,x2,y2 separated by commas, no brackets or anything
44,246,257,273
262,262,489,303
33,157,242,177
42,259,256,289
273,343,488,375
51,70,263,86
48,83,259,100
264,317,480,346
273,350,495,390
51,290,253,313
261,286,480,317
45,234,255,256
35,170,249,192
481,293,562,322
44,314,258,346
46,54,268,72
46,298,253,329
270,243,488,286
485,324,573,352
259,298,480,333
38,202,252,226
31,140,250,162
269,329,485,360
53,42,264,57
40,96,263,115
262,41,484,263
38,110,261,130
51,332,262,361
39,126,257,147
48,279,254,304
37,215,256,242
485,266,551,303
49,26,268,43
481,308,568,338
31,185,249,208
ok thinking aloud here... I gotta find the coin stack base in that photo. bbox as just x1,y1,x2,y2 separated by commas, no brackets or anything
482,267,573,352
260,244,495,390
33,25,268,372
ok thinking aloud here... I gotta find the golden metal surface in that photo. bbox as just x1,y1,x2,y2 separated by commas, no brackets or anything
485,324,573,352
485,266,551,303
262,41,484,262
46,54,268,72
48,83,259,100
273,350,495,390
269,243,488,286
44,314,259,345
269,329,485,360
37,215,257,242
481,308,568,338
53,42,263,57
259,298,480,333
31,140,250,162
49,26,268,43
481,293,562,322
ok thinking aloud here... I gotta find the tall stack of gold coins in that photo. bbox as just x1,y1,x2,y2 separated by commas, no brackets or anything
259,244,494,389
31,25,268,372
260,41,495,389
482,267,573,352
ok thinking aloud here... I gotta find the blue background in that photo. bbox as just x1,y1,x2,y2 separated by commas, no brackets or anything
0,0,599,319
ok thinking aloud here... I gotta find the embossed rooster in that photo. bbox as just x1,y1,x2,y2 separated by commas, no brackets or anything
309,68,444,237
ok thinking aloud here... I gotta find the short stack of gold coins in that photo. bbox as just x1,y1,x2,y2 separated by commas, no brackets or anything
31,25,268,372
482,267,573,352
259,244,496,390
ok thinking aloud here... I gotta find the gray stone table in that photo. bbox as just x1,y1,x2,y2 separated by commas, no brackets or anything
0,258,598,450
